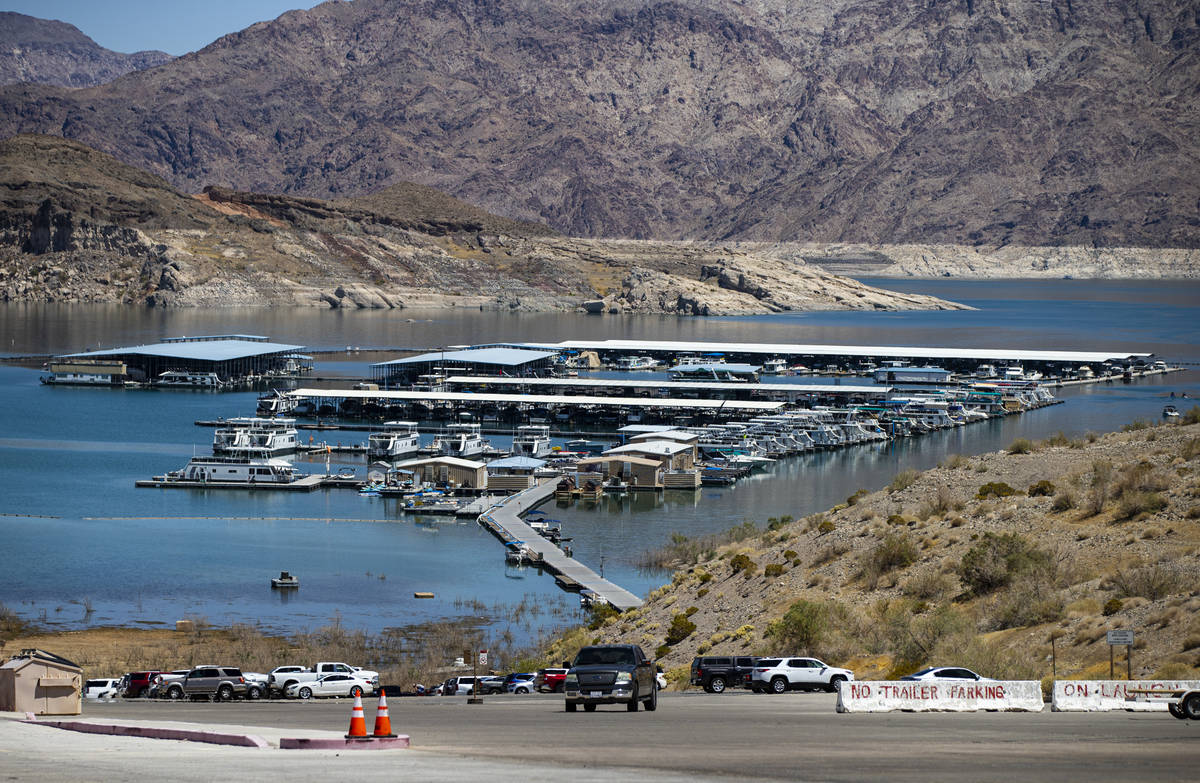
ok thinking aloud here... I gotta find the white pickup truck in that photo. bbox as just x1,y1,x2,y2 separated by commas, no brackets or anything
268,662,380,696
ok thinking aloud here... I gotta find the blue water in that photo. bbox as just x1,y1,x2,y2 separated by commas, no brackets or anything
1,280,1197,639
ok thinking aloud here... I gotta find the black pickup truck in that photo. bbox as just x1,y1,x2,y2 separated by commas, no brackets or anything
690,656,758,693
564,644,658,713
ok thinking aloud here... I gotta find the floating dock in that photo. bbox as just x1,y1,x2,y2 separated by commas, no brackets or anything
478,480,643,611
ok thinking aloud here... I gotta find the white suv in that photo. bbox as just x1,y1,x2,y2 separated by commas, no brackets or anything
750,657,854,694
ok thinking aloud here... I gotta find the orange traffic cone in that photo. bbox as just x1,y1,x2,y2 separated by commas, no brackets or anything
373,692,395,738
345,693,368,739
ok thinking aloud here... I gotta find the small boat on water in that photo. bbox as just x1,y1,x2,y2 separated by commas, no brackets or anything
271,571,299,588
1163,405,1181,418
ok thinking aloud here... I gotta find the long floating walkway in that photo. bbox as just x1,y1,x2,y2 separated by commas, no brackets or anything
478,480,643,611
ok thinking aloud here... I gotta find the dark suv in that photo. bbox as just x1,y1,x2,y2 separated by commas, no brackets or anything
690,656,758,693
164,666,248,701
564,644,657,713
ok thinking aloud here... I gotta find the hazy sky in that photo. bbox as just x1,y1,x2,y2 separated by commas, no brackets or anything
3,0,324,56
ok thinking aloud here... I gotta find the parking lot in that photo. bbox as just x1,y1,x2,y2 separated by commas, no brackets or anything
56,690,1198,782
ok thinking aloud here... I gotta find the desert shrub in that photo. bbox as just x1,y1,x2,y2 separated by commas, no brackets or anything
1086,459,1114,515
1122,419,1152,432
941,454,969,469
918,486,957,520
1027,480,1056,497
684,606,699,617
1104,564,1186,600
1114,491,1168,521
586,604,620,630
902,571,953,601
763,563,785,578
890,470,919,492
1184,405,1200,425
1051,491,1076,512
976,482,1017,499
860,532,918,588
957,532,1054,596
665,613,697,645
886,514,907,526
812,542,849,566
697,571,713,584
766,515,793,531
817,519,836,535
767,599,829,653
984,583,1065,630
637,521,760,569
1103,598,1123,616
729,553,758,576
1182,437,1200,461
655,644,672,658
1008,438,1034,455
783,549,798,561
696,642,711,654
696,588,709,599
1043,432,1070,447
847,489,869,506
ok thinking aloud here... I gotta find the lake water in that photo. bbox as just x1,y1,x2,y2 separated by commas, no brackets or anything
1,280,1197,642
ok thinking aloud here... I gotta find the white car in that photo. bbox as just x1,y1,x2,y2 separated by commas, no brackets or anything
656,672,667,690
83,678,121,700
899,666,991,682
750,657,854,694
286,673,374,700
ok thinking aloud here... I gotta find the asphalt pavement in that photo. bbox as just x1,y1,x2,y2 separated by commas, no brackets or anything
4,690,1197,782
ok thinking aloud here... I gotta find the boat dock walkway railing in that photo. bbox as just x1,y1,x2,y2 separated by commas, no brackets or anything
478,480,643,612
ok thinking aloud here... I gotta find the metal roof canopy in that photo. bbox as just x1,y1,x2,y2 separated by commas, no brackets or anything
64,339,306,362
518,339,1150,364
444,375,885,395
374,347,557,367
286,388,786,411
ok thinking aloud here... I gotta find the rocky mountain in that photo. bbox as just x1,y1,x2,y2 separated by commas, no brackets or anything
0,0,1196,251
0,12,172,88
0,134,962,312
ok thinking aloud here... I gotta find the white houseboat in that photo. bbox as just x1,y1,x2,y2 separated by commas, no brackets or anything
431,423,488,458
367,421,422,460
511,424,553,458
156,370,224,388
212,418,298,457
166,456,297,484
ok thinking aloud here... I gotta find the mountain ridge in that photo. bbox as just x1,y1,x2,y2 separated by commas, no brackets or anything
0,0,1196,250
0,12,172,88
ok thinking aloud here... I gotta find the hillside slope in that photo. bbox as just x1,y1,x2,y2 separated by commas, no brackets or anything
561,418,1200,687
0,12,171,88
0,0,1195,248
0,135,961,313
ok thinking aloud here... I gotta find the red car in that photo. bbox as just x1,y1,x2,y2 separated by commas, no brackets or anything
122,671,162,698
533,668,568,693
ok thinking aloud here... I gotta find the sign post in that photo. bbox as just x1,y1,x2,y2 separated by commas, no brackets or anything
1106,630,1134,680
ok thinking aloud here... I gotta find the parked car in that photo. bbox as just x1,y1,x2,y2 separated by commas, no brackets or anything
899,667,991,682
533,667,568,693
121,671,161,698
564,644,657,713
162,666,248,701
656,670,668,691
268,662,380,696
689,656,757,693
503,672,535,693
286,673,374,699
441,676,484,696
83,678,121,700
750,657,854,694
148,670,190,698
242,672,268,700
476,675,506,695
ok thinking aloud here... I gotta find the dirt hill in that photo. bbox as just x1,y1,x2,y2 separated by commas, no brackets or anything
0,0,1196,249
555,416,1200,688
0,134,961,313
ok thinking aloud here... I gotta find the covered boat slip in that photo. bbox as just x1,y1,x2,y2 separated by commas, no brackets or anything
282,388,787,415
444,375,888,402
518,339,1152,368
56,335,307,383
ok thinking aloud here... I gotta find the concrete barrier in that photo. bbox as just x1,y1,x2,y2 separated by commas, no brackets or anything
836,681,1044,713
1051,680,1200,712
23,718,269,747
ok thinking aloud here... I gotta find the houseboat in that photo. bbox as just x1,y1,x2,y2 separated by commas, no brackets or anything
511,424,553,458
156,370,224,388
615,356,660,371
256,389,297,416
212,418,298,457
166,456,297,484
367,421,422,460
431,423,488,458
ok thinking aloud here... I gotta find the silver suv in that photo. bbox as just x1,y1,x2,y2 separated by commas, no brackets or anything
164,666,248,701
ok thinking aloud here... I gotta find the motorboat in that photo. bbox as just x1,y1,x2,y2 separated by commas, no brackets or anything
271,571,299,588
213,417,298,457
615,356,660,371
1163,405,1181,418
367,421,421,459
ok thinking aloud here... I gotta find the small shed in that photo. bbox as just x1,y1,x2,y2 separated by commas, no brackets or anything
393,456,488,489
0,649,82,715
486,456,547,493
576,455,663,490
